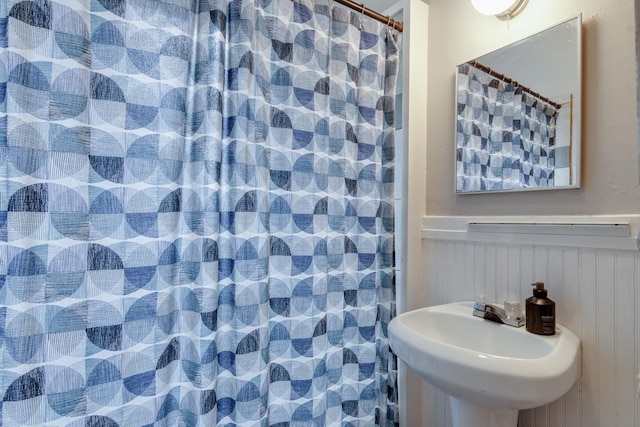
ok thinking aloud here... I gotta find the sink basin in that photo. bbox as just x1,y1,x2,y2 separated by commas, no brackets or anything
388,301,580,426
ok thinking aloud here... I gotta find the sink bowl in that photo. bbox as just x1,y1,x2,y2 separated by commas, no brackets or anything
388,301,580,426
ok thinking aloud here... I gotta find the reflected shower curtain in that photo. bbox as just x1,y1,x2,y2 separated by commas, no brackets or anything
0,0,399,426
456,64,559,191
519,92,559,187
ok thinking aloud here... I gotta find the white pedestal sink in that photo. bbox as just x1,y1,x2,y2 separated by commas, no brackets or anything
388,301,581,427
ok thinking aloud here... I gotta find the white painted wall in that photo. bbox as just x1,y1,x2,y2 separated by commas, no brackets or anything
425,0,639,215
399,0,640,425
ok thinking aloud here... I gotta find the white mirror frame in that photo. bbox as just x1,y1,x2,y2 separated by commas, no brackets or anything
455,14,582,194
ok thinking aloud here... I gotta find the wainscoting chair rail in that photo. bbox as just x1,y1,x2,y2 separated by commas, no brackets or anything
467,222,629,237
422,215,640,251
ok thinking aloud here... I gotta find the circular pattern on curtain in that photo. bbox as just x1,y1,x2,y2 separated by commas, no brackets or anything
0,0,399,425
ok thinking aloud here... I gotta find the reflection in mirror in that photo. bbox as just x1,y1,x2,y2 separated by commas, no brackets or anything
455,15,581,193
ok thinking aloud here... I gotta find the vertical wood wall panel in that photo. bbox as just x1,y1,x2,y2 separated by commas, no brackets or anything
505,244,519,301
615,251,636,425
521,246,555,427
637,248,640,426
548,247,565,426
579,249,598,427
449,241,458,300
422,239,639,426
485,243,497,301
596,250,616,426
474,242,486,299
425,240,439,308
496,244,509,300
463,241,476,303
561,248,581,427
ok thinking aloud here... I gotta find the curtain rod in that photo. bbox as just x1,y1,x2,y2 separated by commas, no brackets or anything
469,61,562,110
333,0,403,32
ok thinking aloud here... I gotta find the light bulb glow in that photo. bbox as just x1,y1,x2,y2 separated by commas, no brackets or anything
470,0,517,15
470,0,529,20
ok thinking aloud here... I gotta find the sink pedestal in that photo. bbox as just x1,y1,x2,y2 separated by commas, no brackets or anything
449,397,518,427
388,302,581,427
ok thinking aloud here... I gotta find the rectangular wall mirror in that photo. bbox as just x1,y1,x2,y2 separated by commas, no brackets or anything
455,15,582,194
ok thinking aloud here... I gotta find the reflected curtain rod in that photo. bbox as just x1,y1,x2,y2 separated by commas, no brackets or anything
333,0,403,32
469,61,561,110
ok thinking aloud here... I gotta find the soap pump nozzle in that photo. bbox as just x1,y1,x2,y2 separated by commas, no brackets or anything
532,282,548,298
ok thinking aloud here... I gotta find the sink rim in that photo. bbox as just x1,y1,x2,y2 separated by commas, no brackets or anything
397,302,557,359
388,301,581,409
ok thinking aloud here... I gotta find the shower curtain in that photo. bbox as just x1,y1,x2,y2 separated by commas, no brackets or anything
0,0,399,425
456,63,559,192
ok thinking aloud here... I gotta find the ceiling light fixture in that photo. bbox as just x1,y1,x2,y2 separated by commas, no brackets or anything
470,0,529,20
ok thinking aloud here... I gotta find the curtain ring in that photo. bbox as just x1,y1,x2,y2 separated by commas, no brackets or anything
359,3,365,30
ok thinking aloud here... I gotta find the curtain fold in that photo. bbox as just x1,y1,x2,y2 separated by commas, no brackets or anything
456,63,559,192
0,0,398,425
519,92,559,188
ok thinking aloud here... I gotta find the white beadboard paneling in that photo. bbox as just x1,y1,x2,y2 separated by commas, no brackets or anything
421,237,640,427
507,244,521,302
448,241,464,302
484,243,497,301
637,248,640,426
596,250,616,425
615,251,636,425
548,246,565,426
562,248,582,427
425,240,439,308
463,241,476,301
579,249,598,427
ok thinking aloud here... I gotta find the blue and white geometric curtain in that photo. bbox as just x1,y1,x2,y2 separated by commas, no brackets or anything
0,0,399,425
456,63,559,192
520,91,560,187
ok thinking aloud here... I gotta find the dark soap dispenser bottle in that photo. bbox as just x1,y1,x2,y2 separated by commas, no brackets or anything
526,282,556,335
